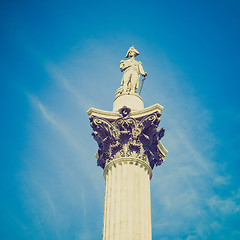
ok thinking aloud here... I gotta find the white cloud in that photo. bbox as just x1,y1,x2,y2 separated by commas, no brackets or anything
209,190,240,215
46,65,96,111
30,95,85,153
143,52,239,239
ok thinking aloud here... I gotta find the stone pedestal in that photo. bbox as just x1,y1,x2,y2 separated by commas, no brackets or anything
113,93,144,112
87,101,167,240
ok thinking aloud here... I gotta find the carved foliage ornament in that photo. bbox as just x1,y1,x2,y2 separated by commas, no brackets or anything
89,106,165,169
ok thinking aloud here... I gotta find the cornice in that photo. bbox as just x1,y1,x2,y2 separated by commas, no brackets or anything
87,103,164,121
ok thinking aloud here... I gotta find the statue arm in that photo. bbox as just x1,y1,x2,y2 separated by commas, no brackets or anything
138,62,147,76
120,60,130,72
120,60,125,72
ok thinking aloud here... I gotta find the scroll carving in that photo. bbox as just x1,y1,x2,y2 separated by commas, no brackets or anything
89,106,165,169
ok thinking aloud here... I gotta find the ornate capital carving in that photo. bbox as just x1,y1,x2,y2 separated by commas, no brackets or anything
89,106,166,169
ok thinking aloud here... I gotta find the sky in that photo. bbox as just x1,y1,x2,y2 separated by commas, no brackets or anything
1,0,240,239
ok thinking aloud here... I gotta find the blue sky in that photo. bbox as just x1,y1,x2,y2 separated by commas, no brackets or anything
1,0,240,239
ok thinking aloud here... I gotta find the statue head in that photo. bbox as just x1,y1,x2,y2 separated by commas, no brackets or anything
125,46,139,58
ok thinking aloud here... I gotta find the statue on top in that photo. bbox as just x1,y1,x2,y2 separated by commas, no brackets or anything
119,46,147,94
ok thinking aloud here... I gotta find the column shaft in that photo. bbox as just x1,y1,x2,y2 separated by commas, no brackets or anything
103,158,152,240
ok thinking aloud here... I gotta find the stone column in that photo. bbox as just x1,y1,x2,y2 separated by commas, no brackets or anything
102,157,152,240
87,100,167,240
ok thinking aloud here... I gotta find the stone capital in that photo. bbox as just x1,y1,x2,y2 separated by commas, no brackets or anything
87,105,167,170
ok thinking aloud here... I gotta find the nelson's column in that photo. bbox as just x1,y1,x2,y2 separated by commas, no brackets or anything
87,46,168,240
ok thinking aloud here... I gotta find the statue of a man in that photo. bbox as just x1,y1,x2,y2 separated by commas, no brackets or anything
120,46,147,93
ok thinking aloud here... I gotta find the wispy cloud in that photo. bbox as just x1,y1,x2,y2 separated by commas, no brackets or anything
20,92,104,239
47,65,96,111
31,95,83,153
209,189,240,215
144,57,240,239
